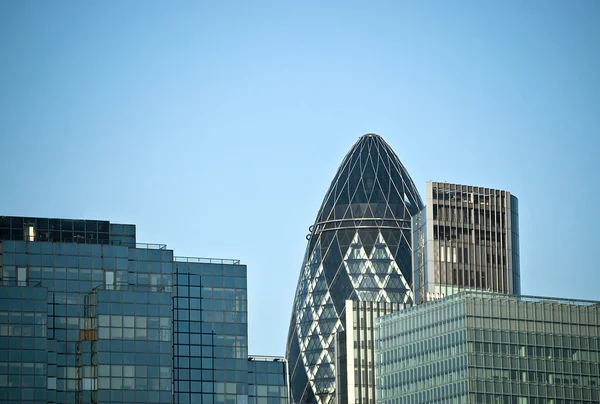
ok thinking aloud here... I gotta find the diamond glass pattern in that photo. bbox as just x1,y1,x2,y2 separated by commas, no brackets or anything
286,134,424,404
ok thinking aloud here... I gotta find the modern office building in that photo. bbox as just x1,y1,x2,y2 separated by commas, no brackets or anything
286,134,424,404
335,300,407,404
247,356,290,404
173,256,251,404
412,182,520,305
0,215,289,404
375,291,600,404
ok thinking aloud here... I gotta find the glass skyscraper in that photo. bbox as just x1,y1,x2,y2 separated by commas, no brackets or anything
0,215,289,404
376,291,600,404
286,134,423,404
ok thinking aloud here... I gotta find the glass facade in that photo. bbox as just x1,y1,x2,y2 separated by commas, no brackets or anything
412,182,520,305
0,216,135,247
0,285,48,403
173,259,249,404
287,134,424,404
376,292,600,404
0,215,288,404
93,288,172,403
248,356,290,404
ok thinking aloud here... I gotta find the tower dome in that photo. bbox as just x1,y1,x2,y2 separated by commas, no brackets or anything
286,134,424,404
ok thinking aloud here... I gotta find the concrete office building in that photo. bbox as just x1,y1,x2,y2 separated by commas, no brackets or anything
0,215,289,404
335,300,407,404
412,182,520,304
375,291,600,404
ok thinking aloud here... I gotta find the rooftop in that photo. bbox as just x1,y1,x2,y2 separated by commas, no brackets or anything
378,290,600,326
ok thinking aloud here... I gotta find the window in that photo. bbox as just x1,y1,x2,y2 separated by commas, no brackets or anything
17,267,27,286
24,225,35,241
105,271,115,290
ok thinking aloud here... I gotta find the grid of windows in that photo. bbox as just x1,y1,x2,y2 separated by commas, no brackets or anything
337,300,408,404
376,292,600,404
413,182,520,305
0,220,175,404
248,358,289,404
0,286,48,404
109,224,136,247
94,290,172,403
0,216,116,245
173,261,249,404
0,215,290,404
376,295,468,404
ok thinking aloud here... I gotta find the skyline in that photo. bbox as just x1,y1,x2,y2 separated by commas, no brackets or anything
1,1,599,358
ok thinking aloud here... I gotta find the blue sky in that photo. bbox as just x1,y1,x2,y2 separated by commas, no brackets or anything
1,1,599,356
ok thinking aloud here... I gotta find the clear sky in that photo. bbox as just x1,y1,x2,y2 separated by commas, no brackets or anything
1,1,599,356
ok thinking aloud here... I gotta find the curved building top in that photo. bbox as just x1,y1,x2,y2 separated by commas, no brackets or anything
286,134,424,404
310,133,423,237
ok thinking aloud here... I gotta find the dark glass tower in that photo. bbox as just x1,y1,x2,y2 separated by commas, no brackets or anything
0,216,289,404
286,134,424,404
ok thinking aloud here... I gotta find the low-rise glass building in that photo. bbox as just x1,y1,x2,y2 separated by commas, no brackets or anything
375,292,600,404
173,258,249,404
0,215,288,404
247,356,290,404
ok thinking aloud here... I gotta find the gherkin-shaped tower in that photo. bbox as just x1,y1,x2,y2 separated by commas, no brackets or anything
286,134,424,404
